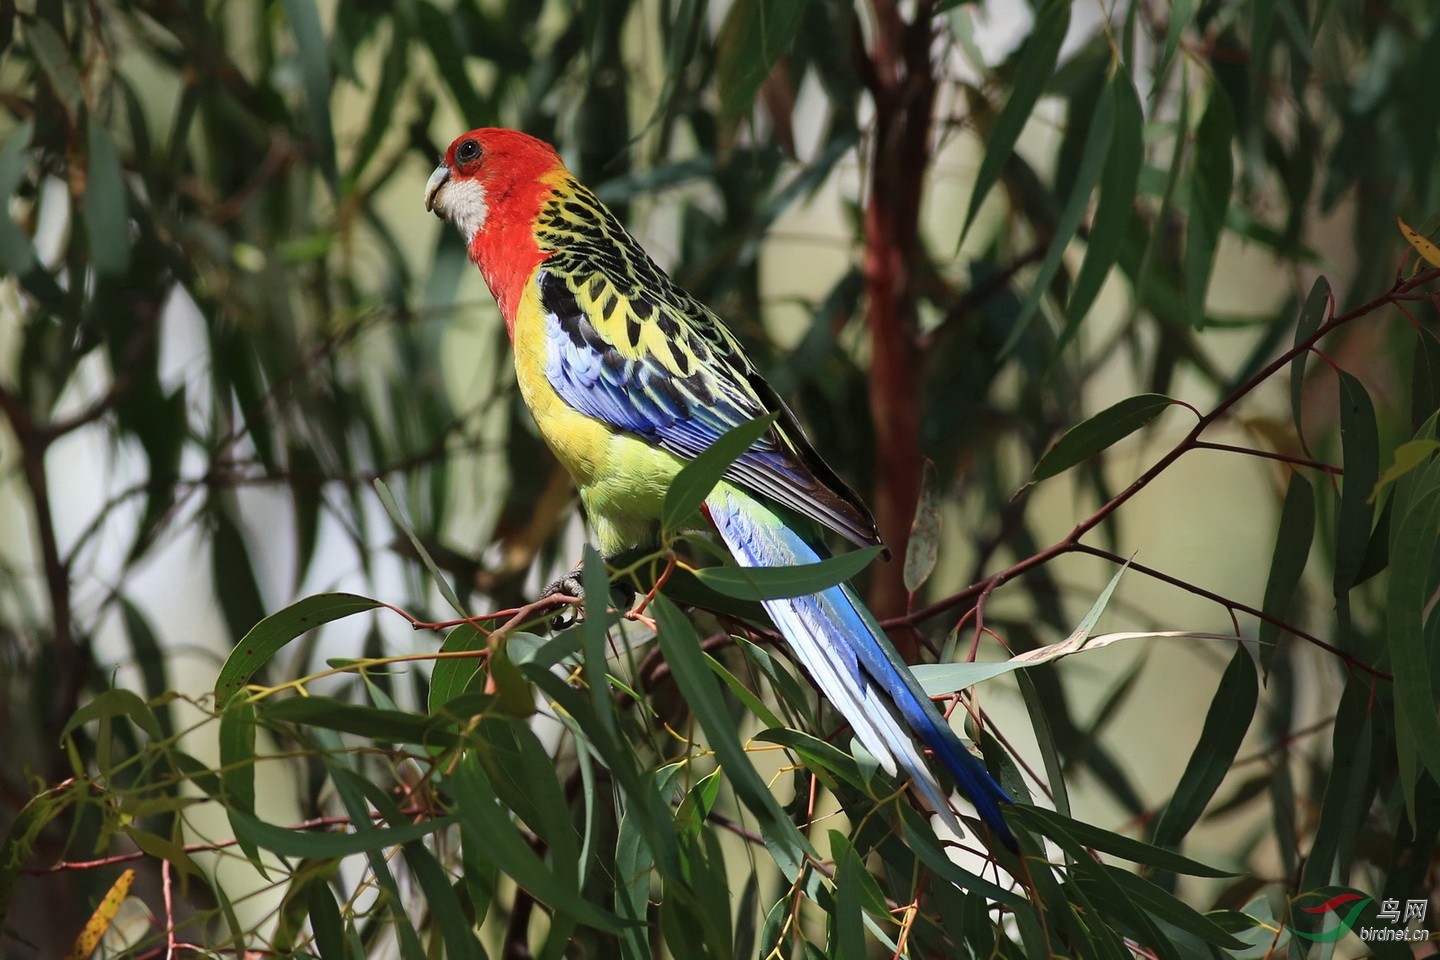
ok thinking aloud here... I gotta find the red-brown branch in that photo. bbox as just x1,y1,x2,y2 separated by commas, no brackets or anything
887,267,1440,678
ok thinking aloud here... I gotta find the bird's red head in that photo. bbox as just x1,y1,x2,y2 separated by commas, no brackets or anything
425,128,569,328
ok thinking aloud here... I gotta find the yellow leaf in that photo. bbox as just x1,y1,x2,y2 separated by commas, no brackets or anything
1370,439,1440,503
64,868,135,960
1398,216,1440,269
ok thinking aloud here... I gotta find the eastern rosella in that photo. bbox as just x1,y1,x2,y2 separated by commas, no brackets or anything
425,128,1015,850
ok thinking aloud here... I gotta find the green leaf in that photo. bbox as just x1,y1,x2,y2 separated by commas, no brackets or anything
959,0,1071,245
1032,394,1174,481
829,832,868,960
1411,326,1440,432
214,593,383,706
754,728,867,792
651,595,814,879
26,20,82,118
308,768,427,960
708,653,785,731
0,121,36,277
715,0,806,137
413,1,488,124
306,881,349,960
903,459,943,593
1154,0,1196,87
261,696,462,747
1088,864,1249,950
0,782,77,927
579,544,622,737
467,714,579,880
1300,678,1376,892
1059,68,1143,351
280,0,338,191
218,700,264,871
895,806,1023,904
230,807,457,857
1184,85,1235,326
1005,54,1116,352
83,120,130,276
1333,372,1379,593
1387,452,1440,792
1257,473,1314,670
211,508,269,650
1067,859,1180,960
1289,277,1330,456
427,623,487,713
345,14,411,186
451,754,629,933
400,839,484,960
59,688,163,743
694,546,882,600
662,413,778,533
1008,804,1234,877
373,478,468,617
1152,645,1258,847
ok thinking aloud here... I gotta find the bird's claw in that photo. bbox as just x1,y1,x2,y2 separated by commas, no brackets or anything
539,570,637,631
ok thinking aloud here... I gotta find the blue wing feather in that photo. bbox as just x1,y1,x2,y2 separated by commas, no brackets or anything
708,486,1017,849
539,270,884,550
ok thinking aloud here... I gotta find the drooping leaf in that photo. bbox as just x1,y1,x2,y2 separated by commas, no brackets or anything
1387,451,1440,794
1289,277,1330,456
1257,473,1314,670
306,881,349,960
26,20,82,119
662,413,778,533
694,545,882,600
1152,646,1259,847
261,695,462,747
1060,68,1144,352
651,595,814,879
280,0,338,190
1005,56,1116,351
373,478,468,617
903,458,943,593
1333,372,1379,593
1184,84,1235,326
1032,394,1174,481
214,593,383,706
715,0,806,139
427,623,488,713
959,0,1071,245
451,754,629,933
63,869,135,960
83,120,130,277
230,807,457,858
1009,805,1234,877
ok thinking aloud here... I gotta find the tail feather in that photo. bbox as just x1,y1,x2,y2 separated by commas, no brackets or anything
707,486,1016,851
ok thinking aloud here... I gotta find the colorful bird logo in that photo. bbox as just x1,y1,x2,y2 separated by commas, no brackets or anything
1290,893,1373,943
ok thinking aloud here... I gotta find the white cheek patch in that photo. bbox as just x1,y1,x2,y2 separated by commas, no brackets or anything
437,179,489,244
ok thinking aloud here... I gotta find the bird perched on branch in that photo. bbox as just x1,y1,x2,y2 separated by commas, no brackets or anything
425,128,1014,850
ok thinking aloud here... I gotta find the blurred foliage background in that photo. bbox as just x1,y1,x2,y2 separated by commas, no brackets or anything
1,0,1439,956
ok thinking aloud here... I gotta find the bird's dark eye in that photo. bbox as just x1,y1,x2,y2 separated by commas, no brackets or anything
455,139,481,164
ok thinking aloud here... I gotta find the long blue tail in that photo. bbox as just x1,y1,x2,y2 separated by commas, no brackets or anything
706,485,1016,851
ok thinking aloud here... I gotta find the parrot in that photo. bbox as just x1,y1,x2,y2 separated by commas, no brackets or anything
425,128,1015,851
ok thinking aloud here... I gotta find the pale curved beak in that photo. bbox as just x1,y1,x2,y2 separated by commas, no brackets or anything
424,163,450,213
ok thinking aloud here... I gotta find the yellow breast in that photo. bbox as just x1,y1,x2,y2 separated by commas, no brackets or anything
509,274,685,554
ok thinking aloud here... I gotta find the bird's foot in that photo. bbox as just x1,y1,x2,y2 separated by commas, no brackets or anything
539,567,637,630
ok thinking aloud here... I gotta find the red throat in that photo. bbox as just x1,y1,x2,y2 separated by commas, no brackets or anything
456,130,565,338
